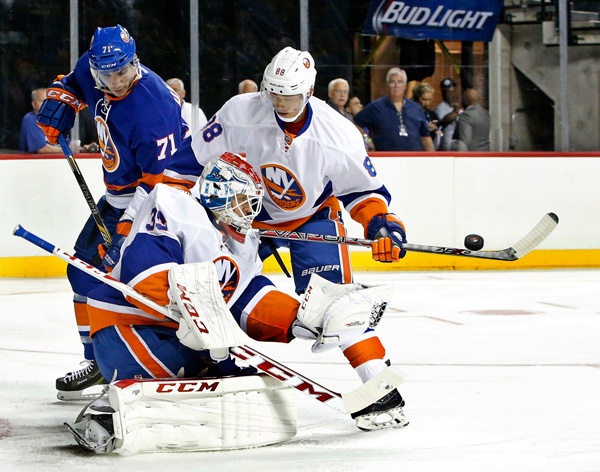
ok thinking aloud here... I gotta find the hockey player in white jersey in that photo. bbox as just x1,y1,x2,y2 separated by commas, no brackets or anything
76,153,406,453
166,47,407,277
163,46,409,424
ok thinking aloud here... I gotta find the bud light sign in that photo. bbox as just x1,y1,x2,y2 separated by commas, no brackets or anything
363,0,503,42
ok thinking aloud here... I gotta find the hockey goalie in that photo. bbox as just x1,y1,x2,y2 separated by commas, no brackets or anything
68,153,408,454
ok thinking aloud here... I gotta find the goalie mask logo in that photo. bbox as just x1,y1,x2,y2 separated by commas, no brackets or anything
261,165,305,211
213,256,240,303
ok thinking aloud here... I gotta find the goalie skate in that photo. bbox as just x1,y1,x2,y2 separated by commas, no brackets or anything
66,413,115,454
351,389,409,431
56,360,107,401
65,397,116,454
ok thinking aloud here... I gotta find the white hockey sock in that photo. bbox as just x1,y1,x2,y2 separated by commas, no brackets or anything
354,358,388,384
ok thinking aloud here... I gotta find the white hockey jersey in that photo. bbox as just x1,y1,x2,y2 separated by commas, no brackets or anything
87,183,300,343
164,93,393,231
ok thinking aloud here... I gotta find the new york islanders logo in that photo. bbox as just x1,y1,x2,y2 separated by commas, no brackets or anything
95,116,120,172
213,256,240,303
261,165,306,211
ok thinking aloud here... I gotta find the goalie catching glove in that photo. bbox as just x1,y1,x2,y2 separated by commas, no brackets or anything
367,213,407,263
36,79,85,144
293,274,395,353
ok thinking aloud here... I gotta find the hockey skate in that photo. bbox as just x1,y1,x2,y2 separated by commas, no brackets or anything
56,360,107,401
65,397,115,454
351,389,409,431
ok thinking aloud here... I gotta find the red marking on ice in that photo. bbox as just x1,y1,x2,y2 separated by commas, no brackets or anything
463,310,541,316
0,418,11,439
386,306,407,313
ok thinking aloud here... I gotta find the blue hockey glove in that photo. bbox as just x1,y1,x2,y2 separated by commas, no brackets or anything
367,213,407,262
98,215,133,271
36,81,84,144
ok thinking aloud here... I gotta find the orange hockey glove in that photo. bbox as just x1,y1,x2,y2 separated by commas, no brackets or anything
367,213,407,263
36,81,84,144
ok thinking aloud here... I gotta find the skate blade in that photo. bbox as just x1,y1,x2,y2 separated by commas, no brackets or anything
355,407,410,431
57,384,106,402
64,420,114,454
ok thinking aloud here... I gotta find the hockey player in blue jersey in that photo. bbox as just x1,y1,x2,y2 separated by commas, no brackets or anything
36,25,195,400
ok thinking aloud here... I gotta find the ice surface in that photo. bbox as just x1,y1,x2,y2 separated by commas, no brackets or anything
1,270,599,471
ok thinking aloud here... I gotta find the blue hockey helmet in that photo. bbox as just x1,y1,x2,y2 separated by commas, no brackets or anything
88,25,140,94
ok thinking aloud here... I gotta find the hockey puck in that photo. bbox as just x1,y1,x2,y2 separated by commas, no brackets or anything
464,234,484,251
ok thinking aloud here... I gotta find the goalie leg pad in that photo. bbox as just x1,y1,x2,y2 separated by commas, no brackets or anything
107,374,296,455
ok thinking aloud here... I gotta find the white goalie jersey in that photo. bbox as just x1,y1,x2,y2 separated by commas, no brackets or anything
87,183,264,336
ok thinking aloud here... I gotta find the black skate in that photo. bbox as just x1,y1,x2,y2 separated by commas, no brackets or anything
351,389,409,431
56,360,107,401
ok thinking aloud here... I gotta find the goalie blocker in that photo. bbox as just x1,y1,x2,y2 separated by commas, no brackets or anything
67,373,296,455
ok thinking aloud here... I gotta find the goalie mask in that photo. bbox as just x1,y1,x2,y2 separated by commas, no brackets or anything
198,153,264,242
260,47,316,122
88,25,141,97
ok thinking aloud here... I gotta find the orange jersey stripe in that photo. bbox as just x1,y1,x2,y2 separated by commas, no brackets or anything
342,336,386,368
245,291,299,343
74,298,90,326
88,303,178,337
116,325,174,378
348,198,389,236
163,175,196,189
252,196,342,231
335,220,353,284
105,171,164,192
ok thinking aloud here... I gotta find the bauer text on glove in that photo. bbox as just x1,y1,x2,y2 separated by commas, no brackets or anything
99,215,133,271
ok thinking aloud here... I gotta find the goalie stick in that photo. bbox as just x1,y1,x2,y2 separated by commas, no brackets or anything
13,224,404,414
58,135,112,246
257,212,559,262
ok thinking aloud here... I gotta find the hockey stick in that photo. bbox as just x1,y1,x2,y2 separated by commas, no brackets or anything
257,212,559,262
13,224,403,414
13,224,160,313
57,135,112,246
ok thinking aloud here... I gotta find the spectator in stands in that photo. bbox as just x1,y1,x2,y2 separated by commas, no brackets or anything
412,82,441,150
19,88,62,153
238,79,258,94
454,89,490,151
166,78,208,132
353,68,433,151
434,78,460,151
344,95,375,152
327,78,352,120
345,95,363,118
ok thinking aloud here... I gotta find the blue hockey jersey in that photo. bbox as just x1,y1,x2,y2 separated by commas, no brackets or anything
61,52,195,216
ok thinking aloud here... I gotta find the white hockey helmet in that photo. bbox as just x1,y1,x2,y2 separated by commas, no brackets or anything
198,153,264,243
261,47,316,122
